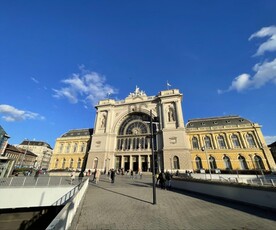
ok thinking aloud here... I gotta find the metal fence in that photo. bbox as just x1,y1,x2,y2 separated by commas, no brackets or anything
0,176,76,187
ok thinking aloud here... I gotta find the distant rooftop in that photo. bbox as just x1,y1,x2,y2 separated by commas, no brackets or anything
61,128,93,138
186,115,252,128
19,140,53,149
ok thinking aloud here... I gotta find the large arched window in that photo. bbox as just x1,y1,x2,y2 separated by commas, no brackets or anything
70,158,74,168
204,136,212,149
93,157,98,169
254,155,265,170
231,134,241,148
209,156,217,169
173,156,180,169
217,135,226,149
246,134,256,148
192,137,199,149
77,158,82,169
238,155,248,170
54,159,59,168
223,155,232,170
62,158,66,169
195,156,202,170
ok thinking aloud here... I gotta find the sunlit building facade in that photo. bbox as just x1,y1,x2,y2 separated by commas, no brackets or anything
49,129,93,171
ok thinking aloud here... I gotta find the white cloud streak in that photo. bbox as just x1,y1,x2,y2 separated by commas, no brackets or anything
218,26,276,94
52,68,118,105
0,104,45,122
264,136,276,145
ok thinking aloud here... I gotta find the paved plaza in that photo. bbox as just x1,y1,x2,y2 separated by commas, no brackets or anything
74,175,276,230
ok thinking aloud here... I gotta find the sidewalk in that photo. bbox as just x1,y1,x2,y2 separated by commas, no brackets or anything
74,174,276,230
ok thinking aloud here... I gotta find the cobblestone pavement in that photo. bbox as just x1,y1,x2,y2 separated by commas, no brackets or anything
74,175,276,230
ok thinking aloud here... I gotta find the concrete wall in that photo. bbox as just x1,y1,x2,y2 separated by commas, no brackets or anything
171,179,276,210
0,186,74,209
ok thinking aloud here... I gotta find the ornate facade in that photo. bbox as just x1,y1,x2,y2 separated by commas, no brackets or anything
86,87,192,173
49,129,93,171
186,116,276,173
86,87,276,173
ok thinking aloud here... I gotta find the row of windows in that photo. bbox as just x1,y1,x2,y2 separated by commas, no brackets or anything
192,133,257,150
54,158,82,169
195,154,265,170
58,143,86,154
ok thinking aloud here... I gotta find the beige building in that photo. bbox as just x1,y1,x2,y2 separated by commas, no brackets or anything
49,129,93,171
86,87,192,173
18,141,53,170
86,87,276,174
186,116,276,173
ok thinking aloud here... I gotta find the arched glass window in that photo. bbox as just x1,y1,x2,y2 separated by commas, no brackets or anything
70,158,74,168
217,135,226,149
195,156,202,170
238,155,248,170
173,156,180,169
204,136,212,149
62,158,66,169
246,134,256,148
209,156,217,169
54,159,59,168
254,155,265,170
77,158,82,168
192,137,199,149
223,155,232,170
231,134,241,148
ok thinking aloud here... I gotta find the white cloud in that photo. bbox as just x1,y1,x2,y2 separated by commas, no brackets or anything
218,26,276,93
249,26,276,56
53,68,118,105
264,136,276,145
0,104,45,122
31,77,39,84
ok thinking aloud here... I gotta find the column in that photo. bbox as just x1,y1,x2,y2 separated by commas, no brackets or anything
121,155,125,169
130,155,133,170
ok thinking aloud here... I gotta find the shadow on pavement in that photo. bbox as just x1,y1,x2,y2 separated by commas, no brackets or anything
91,183,153,205
170,187,276,222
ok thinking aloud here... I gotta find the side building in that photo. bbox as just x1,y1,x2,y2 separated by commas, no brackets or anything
49,128,93,172
268,141,276,163
18,141,53,170
186,116,276,173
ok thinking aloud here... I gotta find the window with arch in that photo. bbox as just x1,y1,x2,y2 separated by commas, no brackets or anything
66,144,70,153
62,158,66,169
195,156,202,170
192,137,199,149
246,134,256,148
59,144,63,153
254,155,265,170
223,155,232,170
209,156,217,169
173,156,180,169
77,158,82,168
73,143,78,152
204,136,212,149
217,135,226,149
80,143,85,152
231,134,241,148
93,157,98,169
238,155,248,170
70,158,74,168
54,159,59,168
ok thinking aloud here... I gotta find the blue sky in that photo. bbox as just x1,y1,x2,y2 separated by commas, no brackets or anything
1,0,276,148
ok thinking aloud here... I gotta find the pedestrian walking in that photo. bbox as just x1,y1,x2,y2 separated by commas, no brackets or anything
95,169,101,184
157,171,166,189
70,171,76,185
165,171,172,189
110,169,115,183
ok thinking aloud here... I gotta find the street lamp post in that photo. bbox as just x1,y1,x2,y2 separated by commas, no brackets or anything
201,146,212,180
149,110,157,205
